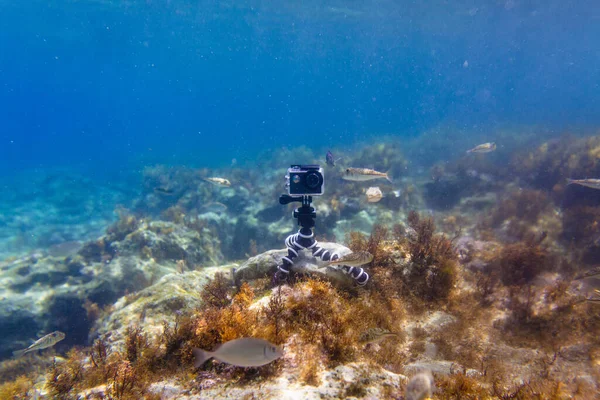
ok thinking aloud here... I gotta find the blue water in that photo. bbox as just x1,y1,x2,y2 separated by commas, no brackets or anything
1,0,599,175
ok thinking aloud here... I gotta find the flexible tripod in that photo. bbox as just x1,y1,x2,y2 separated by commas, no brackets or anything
274,195,369,286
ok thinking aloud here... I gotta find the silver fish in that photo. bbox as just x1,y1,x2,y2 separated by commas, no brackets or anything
204,177,231,187
586,289,600,304
200,202,228,214
405,371,435,400
467,142,496,153
358,327,399,344
329,251,373,267
574,266,600,280
47,241,83,257
154,187,175,195
567,178,600,190
13,331,66,358
193,337,283,368
343,168,392,183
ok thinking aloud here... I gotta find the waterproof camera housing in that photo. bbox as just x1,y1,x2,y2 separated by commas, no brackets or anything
285,164,324,196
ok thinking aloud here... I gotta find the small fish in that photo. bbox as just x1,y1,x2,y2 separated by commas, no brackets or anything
574,266,600,280
13,331,66,358
405,371,435,400
566,178,600,190
200,202,228,214
358,327,399,344
204,177,231,187
343,168,392,183
326,150,342,167
392,189,402,198
467,142,496,153
193,337,283,368
586,289,600,304
329,251,373,267
365,186,383,203
154,187,175,195
585,289,600,304
47,241,83,257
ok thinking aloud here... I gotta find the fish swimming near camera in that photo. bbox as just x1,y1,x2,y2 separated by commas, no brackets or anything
199,202,228,214
358,327,399,345
47,241,83,258
204,177,231,187
467,142,496,153
192,337,283,368
154,187,175,195
328,251,373,267
13,331,66,358
405,370,435,400
343,168,392,183
566,178,600,190
326,150,342,167
574,266,600,280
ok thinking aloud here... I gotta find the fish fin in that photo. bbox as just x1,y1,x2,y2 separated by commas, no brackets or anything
385,172,393,184
192,348,213,368
566,178,575,185
12,349,26,358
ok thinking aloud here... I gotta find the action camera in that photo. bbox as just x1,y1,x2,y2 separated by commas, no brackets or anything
285,164,324,196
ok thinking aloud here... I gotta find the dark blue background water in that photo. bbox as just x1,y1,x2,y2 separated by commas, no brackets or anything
1,0,599,175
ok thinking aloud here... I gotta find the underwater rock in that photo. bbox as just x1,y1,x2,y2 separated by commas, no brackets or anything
175,362,405,400
424,175,468,210
233,242,357,287
333,210,375,241
91,266,235,347
116,221,224,265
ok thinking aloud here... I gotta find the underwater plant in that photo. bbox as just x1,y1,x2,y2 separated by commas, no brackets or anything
345,224,393,266
398,211,458,301
496,240,549,286
496,189,550,225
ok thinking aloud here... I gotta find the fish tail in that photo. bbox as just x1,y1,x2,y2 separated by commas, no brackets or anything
566,178,575,185
192,348,213,368
385,173,393,184
12,349,26,358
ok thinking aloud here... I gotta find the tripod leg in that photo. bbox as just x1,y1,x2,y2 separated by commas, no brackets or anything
342,265,369,286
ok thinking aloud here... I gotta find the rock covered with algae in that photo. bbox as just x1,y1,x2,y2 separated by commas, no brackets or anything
90,266,237,347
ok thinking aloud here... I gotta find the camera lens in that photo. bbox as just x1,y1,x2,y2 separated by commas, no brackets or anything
305,172,321,189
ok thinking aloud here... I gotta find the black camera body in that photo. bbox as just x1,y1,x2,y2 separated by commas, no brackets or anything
286,164,324,196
